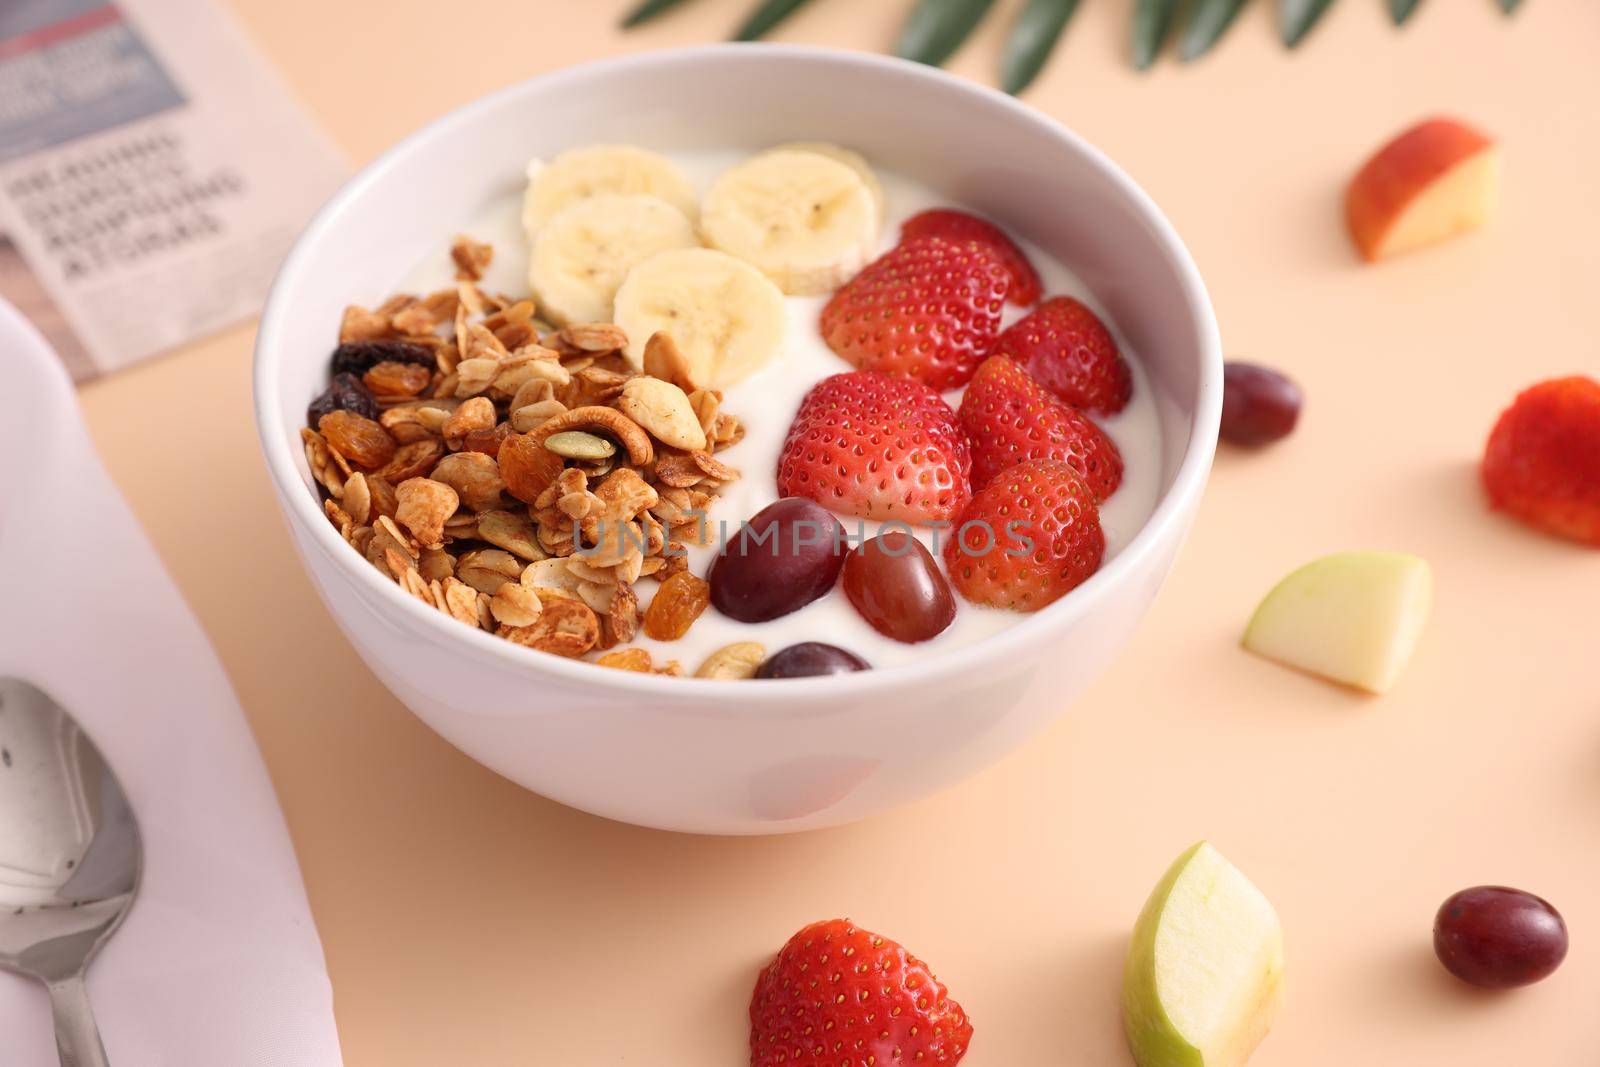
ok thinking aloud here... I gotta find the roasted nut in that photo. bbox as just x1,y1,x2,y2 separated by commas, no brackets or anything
429,451,506,512
694,642,766,680
394,478,458,549
618,377,707,452
442,395,495,443
642,332,695,392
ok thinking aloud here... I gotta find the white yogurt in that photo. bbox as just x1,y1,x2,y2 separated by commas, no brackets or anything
399,153,1165,672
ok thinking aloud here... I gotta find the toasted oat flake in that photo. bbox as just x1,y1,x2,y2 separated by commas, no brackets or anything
451,235,494,281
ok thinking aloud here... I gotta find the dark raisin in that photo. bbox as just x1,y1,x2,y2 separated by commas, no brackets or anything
307,372,378,427
330,339,436,376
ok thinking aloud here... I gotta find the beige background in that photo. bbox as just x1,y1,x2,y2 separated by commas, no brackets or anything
76,1,1598,1063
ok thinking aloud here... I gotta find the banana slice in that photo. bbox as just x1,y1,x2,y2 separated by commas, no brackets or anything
771,142,885,230
700,150,878,296
529,194,698,326
522,145,698,236
613,248,786,389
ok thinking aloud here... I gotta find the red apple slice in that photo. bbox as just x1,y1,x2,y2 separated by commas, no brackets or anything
1345,118,1501,262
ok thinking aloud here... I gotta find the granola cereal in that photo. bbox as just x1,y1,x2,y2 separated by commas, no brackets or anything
307,237,744,671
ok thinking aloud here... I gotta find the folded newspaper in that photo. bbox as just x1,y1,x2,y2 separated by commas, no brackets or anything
0,0,346,381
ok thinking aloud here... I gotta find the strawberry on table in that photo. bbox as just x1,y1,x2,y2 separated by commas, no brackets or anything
958,355,1123,499
1482,375,1600,546
901,208,1042,306
943,459,1105,612
778,371,971,524
820,236,1009,391
750,919,973,1067
992,296,1132,415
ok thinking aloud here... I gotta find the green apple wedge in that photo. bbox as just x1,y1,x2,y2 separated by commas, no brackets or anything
1123,842,1285,1067
1242,550,1433,694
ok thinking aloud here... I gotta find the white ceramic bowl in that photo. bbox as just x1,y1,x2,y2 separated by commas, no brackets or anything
254,45,1220,835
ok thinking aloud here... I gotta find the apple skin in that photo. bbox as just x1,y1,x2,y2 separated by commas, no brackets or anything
1345,117,1499,262
1123,843,1285,1067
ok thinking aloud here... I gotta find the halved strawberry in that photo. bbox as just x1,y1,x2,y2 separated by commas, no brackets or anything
901,208,1042,306
778,371,971,524
991,296,1132,415
958,356,1122,499
820,236,1008,391
1482,375,1600,546
750,919,973,1067
943,459,1105,612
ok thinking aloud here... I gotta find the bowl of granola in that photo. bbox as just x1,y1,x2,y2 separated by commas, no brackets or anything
254,45,1220,834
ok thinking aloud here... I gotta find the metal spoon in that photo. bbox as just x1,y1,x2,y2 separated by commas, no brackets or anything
0,678,142,1067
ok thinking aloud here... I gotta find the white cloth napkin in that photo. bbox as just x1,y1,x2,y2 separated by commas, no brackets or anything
0,300,344,1066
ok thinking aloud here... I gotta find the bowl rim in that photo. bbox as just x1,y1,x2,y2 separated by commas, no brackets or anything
253,42,1222,701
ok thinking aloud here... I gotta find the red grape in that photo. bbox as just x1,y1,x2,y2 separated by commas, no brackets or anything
755,643,870,678
841,531,956,643
709,497,845,623
1221,362,1302,446
1434,886,1568,988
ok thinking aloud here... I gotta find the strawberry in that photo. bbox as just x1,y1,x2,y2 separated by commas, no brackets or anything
901,208,1042,306
958,356,1123,499
778,371,971,524
943,459,1105,612
820,236,1009,391
991,296,1132,415
1482,375,1600,546
750,919,973,1067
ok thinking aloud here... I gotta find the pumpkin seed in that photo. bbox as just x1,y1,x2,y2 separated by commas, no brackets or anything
543,431,616,460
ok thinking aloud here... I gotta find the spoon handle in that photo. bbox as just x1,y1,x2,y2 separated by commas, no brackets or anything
47,976,109,1067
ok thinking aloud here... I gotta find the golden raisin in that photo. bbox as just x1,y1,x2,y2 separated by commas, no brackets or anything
498,431,564,504
642,571,710,641
318,410,396,470
363,360,432,399
461,422,511,457
595,648,653,672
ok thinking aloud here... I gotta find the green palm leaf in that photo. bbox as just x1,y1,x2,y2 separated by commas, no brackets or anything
895,0,997,67
1387,0,1422,24
733,0,816,40
1132,0,1181,69
1280,0,1336,46
1498,0,1524,11
1001,0,1081,94
1180,0,1251,61
621,0,698,28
